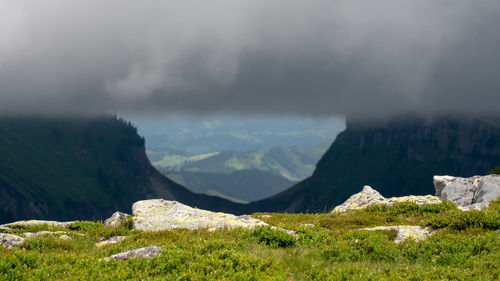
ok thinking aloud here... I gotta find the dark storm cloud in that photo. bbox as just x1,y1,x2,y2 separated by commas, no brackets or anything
1,0,499,117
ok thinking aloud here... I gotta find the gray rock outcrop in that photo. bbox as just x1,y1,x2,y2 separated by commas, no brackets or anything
434,175,500,210
332,186,441,213
132,199,267,231
358,225,433,243
103,246,162,261
0,233,25,249
0,220,76,229
22,231,68,238
95,236,128,248
104,211,129,227
331,186,385,213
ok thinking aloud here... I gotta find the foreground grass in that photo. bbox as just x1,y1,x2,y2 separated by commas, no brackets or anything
1,200,499,280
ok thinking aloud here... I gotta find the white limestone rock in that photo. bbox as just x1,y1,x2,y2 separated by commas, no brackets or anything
433,175,481,207
332,186,441,213
433,175,500,209
383,195,442,206
104,211,129,227
22,231,68,238
0,220,76,229
0,233,25,249
59,235,71,241
332,186,385,213
475,175,500,204
358,225,433,243
132,199,267,232
95,236,128,248
104,246,162,261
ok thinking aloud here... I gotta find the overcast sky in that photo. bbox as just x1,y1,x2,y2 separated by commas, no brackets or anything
1,0,499,118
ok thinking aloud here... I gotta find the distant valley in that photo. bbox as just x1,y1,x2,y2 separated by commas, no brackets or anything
147,143,329,202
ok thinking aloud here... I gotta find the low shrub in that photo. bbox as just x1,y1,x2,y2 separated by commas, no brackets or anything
250,226,296,248
68,221,102,232
427,210,500,230
21,236,74,251
364,201,457,217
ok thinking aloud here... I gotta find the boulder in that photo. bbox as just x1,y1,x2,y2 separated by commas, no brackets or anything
0,220,76,229
433,175,500,209
382,195,442,206
332,186,385,213
433,175,481,207
104,211,129,227
59,235,71,241
103,245,162,261
23,231,68,238
358,225,433,243
475,176,500,204
332,186,441,213
0,233,25,249
95,236,128,248
132,199,267,231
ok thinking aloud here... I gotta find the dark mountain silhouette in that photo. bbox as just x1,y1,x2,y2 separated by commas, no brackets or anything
2,115,498,222
246,116,500,213
0,116,243,223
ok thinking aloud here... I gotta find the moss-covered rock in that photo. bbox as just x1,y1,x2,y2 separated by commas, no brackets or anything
358,225,433,243
332,186,441,213
132,199,267,231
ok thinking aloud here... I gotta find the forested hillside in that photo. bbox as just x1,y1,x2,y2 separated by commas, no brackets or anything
0,116,242,223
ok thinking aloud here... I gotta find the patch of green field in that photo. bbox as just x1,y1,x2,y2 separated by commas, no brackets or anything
152,154,188,169
1,200,499,280
149,143,330,182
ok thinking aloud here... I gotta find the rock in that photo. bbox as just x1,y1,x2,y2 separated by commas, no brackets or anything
358,225,433,243
0,233,25,249
332,186,385,213
458,202,489,211
382,195,442,206
332,186,441,213
22,231,68,238
0,220,76,229
132,199,267,231
104,211,129,227
95,236,128,248
475,175,500,204
433,175,481,207
103,246,162,261
270,226,299,239
59,235,71,241
258,215,272,218
433,175,500,209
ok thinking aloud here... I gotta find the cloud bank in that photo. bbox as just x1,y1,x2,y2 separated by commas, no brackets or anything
1,0,499,117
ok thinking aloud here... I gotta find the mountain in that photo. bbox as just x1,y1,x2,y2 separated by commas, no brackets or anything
247,116,500,213
163,169,297,203
151,143,330,182
0,116,243,223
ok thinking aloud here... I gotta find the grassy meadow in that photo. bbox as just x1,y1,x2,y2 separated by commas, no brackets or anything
1,200,499,280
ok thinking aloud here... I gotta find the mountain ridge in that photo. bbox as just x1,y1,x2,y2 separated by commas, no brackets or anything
0,116,244,223
245,116,500,213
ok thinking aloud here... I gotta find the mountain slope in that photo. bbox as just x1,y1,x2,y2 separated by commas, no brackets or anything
0,116,244,223
247,116,500,213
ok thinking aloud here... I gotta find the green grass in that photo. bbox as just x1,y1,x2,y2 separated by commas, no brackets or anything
1,200,499,280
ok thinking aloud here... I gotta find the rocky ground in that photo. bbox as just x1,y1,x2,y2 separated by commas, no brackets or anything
0,175,499,280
